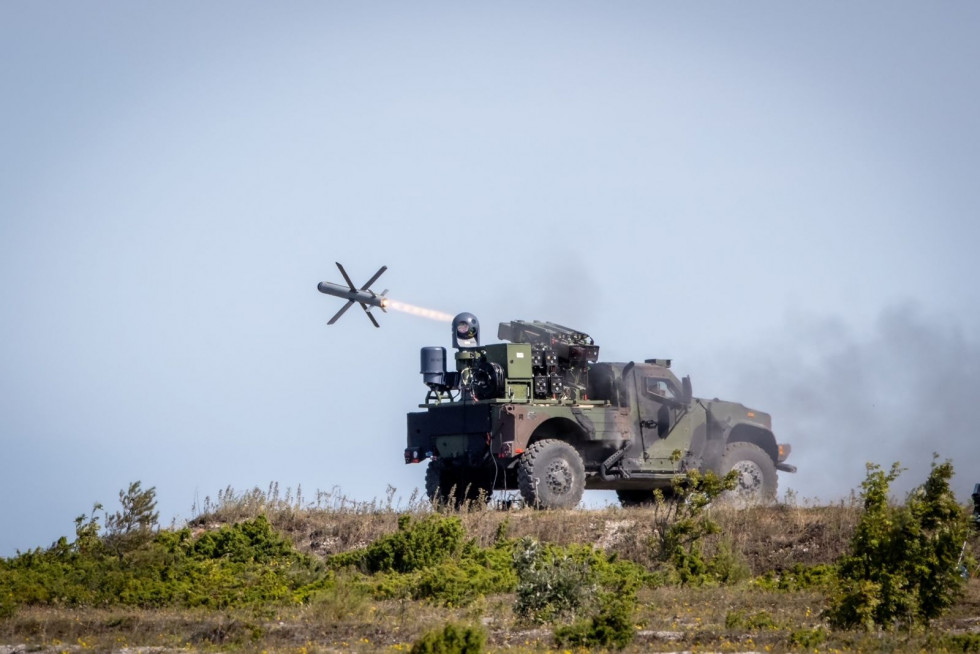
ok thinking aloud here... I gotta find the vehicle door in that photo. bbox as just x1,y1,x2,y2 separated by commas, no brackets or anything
632,369,694,471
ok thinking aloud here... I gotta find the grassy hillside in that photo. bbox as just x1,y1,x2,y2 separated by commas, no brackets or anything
189,483,861,572
2,476,980,653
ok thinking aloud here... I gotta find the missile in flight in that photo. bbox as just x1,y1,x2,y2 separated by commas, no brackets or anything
317,262,389,328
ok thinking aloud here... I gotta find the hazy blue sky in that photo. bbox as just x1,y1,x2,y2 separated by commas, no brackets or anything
2,2,979,555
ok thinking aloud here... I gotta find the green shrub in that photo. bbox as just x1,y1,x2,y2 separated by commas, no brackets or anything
647,466,739,586
930,632,980,653
332,515,466,574
827,458,970,630
788,626,827,649
0,512,325,611
705,538,751,585
512,537,647,625
0,589,15,619
192,515,295,563
411,550,518,607
307,572,374,622
752,563,836,591
410,621,486,654
725,609,776,630
374,553,518,608
553,596,635,650
365,523,517,607
513,538,597,623
104,481,159,555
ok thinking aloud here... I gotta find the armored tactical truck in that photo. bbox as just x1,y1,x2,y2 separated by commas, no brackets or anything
405,313,795,508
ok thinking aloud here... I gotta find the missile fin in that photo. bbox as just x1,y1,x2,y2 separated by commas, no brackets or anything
336,262,357,291
360,303,381,328
327,300,355,325
361,265,387,291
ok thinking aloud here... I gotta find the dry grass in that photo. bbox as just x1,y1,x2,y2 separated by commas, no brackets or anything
193,484,864,575
6,582,980,653
203,492,860,575
7,486,976,653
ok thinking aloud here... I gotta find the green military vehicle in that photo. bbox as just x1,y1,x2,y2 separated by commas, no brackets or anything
405,313,795,508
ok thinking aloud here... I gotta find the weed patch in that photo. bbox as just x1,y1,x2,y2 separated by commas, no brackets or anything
724,608,777,630
410,621,486,654
788,625,828,649
752,563,836,591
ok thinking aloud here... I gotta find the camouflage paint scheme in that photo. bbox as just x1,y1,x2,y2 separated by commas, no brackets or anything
406,319,794,506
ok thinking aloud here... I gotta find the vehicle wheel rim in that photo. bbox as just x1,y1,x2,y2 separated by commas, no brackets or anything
731,460,764,496
545,459,572,495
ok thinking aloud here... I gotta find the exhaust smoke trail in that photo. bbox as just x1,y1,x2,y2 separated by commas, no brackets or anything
715,304,980,502
388,300,453,323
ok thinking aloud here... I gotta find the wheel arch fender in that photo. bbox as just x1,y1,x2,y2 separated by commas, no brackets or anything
526,416,588,450
725,423,778,463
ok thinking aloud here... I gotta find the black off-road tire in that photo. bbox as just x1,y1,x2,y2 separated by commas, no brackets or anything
720,441,778,504
425,459,452,507
425,459,493,509
517,439,586,509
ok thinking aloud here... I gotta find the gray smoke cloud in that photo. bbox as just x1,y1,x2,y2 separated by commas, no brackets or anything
715,304,980,502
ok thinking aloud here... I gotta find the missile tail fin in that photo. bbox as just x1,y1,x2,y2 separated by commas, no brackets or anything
361,265,387,291
360,303,381,328
327,300,355,325
336,262,357,291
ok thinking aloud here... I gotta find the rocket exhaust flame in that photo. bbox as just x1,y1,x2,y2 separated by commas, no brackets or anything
388,301,453,323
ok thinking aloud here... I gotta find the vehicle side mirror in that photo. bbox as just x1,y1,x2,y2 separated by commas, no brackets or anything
682,375,693,405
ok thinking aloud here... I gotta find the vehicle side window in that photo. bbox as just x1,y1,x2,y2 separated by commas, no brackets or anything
644,377,677,400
